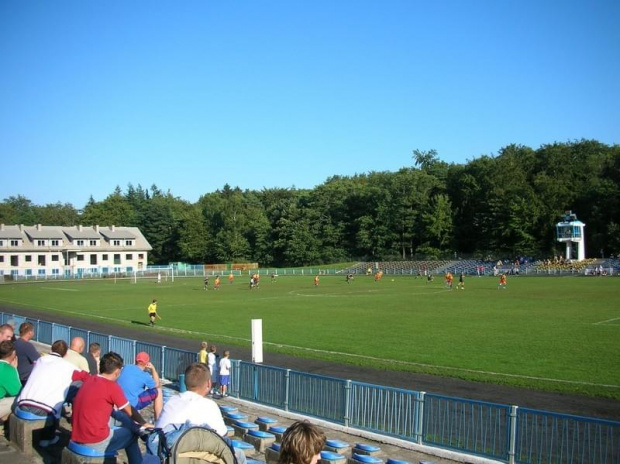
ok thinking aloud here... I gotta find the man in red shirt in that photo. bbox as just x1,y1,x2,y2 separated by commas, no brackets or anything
72,352,143,463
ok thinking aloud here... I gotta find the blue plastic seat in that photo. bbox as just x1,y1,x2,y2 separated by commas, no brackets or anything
68,440,118,458
234,420,259,429
226,412,248,420
321,451,346,460
269,425,287,433
246,459,266,464
232,440,255,450
325,439,349,449
247,430,275,439
256,416,277,424
352,454,382,464
14,407,47,421
269,442,282,451
220,405,238,413
354,443,381,453
386,459,411,464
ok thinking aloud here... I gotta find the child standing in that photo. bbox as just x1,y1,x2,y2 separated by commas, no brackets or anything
219,350,231,397
207,345,218,395
198,341,208,365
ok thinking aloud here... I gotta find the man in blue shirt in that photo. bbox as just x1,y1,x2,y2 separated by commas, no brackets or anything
117,352,162,421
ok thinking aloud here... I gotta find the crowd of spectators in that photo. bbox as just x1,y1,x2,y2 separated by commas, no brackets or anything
0,322,163,462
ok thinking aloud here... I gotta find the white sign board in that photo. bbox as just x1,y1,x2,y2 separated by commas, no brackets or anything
251,319,263,363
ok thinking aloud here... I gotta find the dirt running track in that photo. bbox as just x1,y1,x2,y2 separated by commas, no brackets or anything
3,305,619,422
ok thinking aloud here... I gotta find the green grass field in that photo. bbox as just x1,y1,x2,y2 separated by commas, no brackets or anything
1,274,619,399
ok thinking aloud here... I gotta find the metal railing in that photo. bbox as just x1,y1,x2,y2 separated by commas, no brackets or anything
2,311,619,464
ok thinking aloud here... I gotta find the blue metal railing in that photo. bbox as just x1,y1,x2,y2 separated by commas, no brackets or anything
423,393,510,461
3,311,619,464
348,381,419,441
516,408,620,464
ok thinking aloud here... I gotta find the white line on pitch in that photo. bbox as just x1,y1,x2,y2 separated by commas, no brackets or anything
593,317,620,325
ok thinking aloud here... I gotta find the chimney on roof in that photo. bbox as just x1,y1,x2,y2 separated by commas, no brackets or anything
94,225,99,233
19,224,24,231
0,224,4,231
111,225,115,231
37,224,42,231
78,224,83,232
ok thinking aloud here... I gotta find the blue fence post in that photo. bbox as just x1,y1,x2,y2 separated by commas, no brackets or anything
508,405,518,464
415,391,426,445
233,360,240,398
253,364,258,401
344,380,351,427
161,346,166,381
284,369,290,412
87,330,91,346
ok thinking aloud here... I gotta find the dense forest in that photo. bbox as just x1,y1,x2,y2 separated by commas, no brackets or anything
1,140,619,265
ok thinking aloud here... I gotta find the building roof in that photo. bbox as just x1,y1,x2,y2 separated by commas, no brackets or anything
0,224,151,251
63,226,105,240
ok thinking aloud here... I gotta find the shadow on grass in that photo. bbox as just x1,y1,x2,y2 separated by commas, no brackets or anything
131,320,151,326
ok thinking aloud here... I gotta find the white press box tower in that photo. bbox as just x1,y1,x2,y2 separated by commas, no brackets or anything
556,211,586,261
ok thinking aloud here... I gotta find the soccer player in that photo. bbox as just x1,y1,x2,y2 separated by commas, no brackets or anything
214,275,221,290
498,273,507,289
228,272,234,284
148,299,160,327
457,273,465,290
203,275,209,291
314,275,320,287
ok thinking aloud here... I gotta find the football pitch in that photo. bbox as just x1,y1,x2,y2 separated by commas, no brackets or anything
1,274,619,400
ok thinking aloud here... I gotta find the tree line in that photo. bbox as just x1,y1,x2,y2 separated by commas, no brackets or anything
1,140,619,265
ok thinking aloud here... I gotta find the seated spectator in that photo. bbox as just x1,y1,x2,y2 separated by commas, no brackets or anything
0,340,20,423
117,352,163,421
278,420,326,464
16,340,90,447
65,336,89,372
15,322,41,385
146,363,246,464
71,352,144,463
86,342,101,375
0,324,14,342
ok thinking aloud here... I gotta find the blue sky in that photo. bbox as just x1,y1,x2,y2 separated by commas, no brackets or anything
1,0,618,208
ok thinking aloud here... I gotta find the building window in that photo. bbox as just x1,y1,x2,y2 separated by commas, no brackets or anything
77,255,84,261
0,256,3,263
51,240,60,246
25,255,32,262
113,266,121,273
138,254,144,259
37,240,45,246
102,254,108,261
127,266,133,273
10,240,19,247
10,256,18,266
113,240,121,246
26,269,32,276
89,240,97,246
0,240,3,246
38,269,45,276
125,240,133,246
51,255,59,262
52,269,59,275
90,267,98,274
114,254,121,265
125,254,133,260
90,255,97,265
38,255,46,266
76,240,84,246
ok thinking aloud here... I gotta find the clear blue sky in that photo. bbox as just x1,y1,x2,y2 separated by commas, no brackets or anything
1,0,618,208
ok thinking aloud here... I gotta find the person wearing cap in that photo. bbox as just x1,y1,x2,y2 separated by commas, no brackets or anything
117,351,163,421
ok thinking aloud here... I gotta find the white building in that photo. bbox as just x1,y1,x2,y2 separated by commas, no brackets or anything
0,224,152,278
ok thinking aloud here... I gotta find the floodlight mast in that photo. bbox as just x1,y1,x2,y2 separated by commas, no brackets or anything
555,211,586,261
